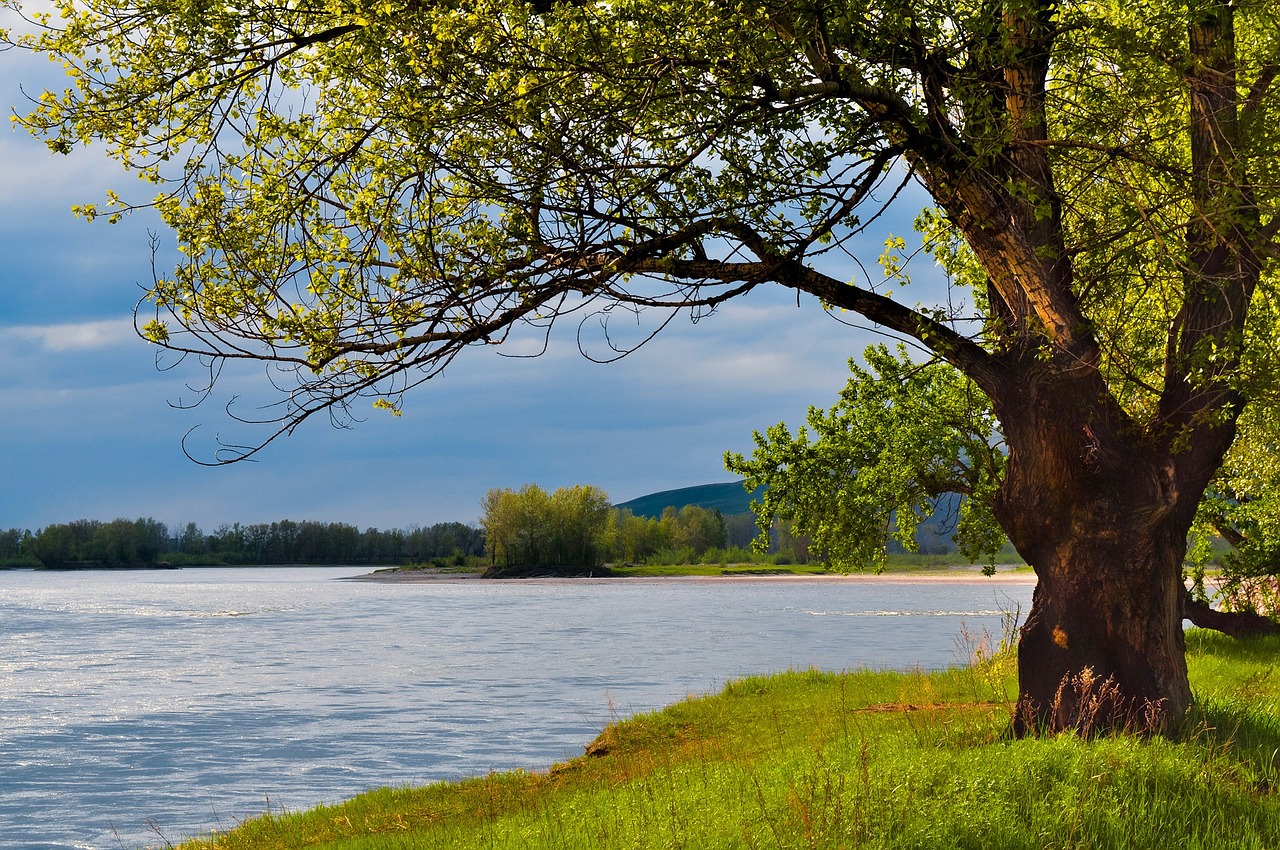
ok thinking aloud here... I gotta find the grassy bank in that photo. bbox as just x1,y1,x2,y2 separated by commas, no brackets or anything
378,552,1030,579
172,631,1279,850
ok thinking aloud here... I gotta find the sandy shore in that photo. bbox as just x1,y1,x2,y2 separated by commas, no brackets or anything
347,567,1038,585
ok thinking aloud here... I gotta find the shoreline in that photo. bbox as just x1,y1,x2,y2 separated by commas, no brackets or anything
346,566,1038,585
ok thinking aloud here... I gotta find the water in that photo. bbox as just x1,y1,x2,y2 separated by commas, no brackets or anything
0,567,1034,849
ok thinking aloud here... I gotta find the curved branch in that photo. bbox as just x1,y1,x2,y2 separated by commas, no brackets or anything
1183,587,1280,637
774,262,1003,396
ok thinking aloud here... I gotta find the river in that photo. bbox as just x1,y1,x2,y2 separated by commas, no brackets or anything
0,566,1034,849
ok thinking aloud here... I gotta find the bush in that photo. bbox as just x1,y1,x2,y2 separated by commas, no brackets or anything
722,546,761,564
647,546,697,566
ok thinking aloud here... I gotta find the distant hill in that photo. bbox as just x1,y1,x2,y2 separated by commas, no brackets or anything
616,482,967,555
614,481,763,518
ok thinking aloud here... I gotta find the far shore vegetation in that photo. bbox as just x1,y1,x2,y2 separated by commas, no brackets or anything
168,630,1280,850
1,481,1034,575
477,483,1029,580
0,518,486,570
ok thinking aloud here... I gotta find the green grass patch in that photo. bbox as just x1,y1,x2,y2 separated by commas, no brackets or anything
882,551,1028,571
172,633,1280,850
614,562,834,578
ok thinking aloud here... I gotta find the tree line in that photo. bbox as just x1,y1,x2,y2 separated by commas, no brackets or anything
481,483,741,572
0,495,764,570
0,518,484,568
0,484,879,572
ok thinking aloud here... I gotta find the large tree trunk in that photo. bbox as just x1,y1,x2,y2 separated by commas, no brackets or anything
1010,523,1191,735
992,366,1204,735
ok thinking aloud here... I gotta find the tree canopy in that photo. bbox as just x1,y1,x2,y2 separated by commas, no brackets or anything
4,517,485,567
9,0,1280,733
480,483,731,571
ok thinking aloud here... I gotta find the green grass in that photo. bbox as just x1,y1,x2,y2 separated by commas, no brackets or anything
613,562,835,577
881,551,1028,570
607,551,1028,577
170,632,1280,850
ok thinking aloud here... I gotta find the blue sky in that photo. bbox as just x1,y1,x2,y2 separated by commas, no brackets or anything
0,40,932,534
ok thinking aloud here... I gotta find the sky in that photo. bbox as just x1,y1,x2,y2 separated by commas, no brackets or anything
0,36,936,534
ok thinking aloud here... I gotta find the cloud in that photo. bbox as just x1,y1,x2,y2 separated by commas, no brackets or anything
0,317,138,352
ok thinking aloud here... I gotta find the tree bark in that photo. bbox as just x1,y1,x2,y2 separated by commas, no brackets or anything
991,363,1199,735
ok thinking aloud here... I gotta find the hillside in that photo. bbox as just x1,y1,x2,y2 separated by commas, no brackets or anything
613,481,762,518
617,482,968,555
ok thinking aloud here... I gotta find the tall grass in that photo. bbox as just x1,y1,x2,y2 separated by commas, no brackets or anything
170,632,1280,850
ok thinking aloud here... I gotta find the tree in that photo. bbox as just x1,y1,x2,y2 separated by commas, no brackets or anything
175,521,207,556
728,344,1005,572
660,505,729,558
10,0,1280,733
547,484,612,566
26,523,79,567
481,483,610,569
0,528,28,562
600,508,668,563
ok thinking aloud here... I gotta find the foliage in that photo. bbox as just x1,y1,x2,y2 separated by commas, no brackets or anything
481,483,612,569
481,484,728,569
599,508,668,565
1193,396,1280,617
0,528,38,567
13,0,1275,452
193,518,487,565
169,633,1280,850
23,518,168,567
727,344,1005,572
7,9,1273,444
15,517,484,567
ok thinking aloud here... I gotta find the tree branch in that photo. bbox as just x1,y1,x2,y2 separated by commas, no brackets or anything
774,262,1004,395
1183,586,1280,636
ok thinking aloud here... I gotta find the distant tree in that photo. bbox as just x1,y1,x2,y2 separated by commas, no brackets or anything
724,514,759,552
208,523,247,562
482,484,610,569
602,509,668,564
773,519,814,565
22,518,165,566
482,485,547,569
26,524,77,567
0,529,27,561
158,517,482,564
660,506,728,558
548,485,612,567
175,522,206,556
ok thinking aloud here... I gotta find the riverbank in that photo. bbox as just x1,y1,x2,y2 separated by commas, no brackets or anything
172,630,1280,849
350,563,1037,584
